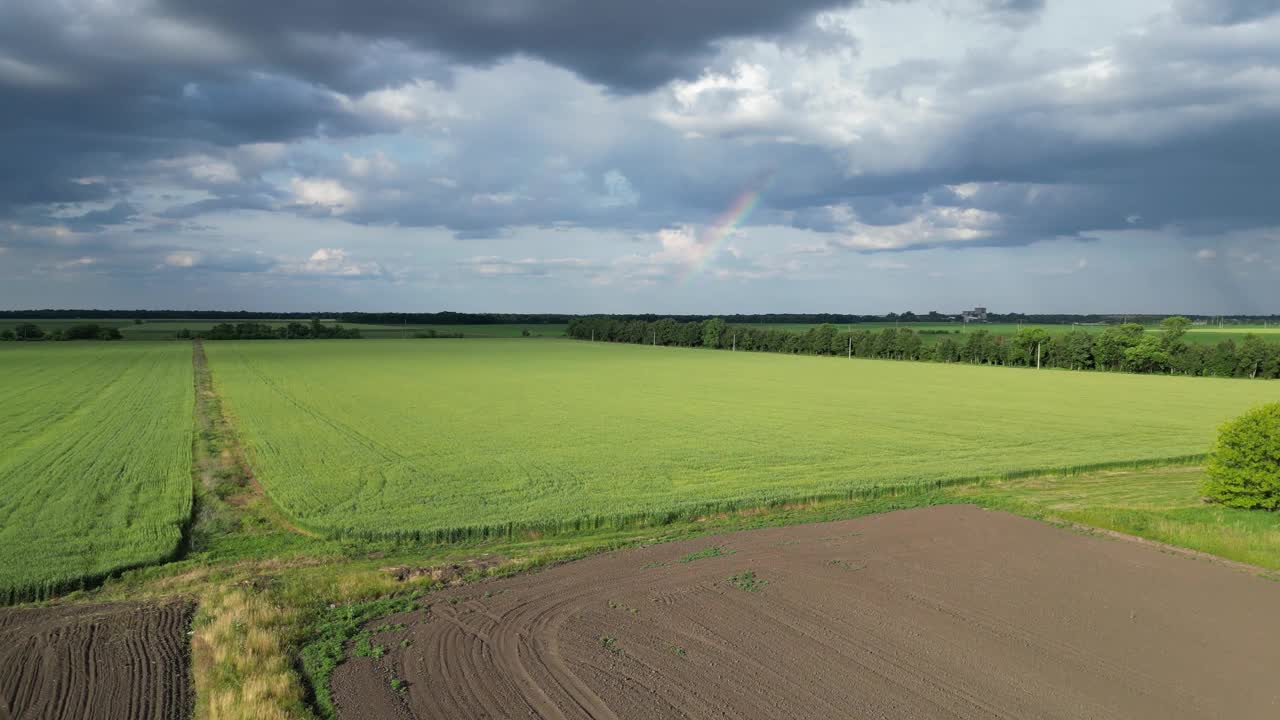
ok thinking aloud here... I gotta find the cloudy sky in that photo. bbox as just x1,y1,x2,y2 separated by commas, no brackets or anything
2,0,1278,313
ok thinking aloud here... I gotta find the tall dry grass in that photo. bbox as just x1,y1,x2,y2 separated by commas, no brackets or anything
192,588,307,720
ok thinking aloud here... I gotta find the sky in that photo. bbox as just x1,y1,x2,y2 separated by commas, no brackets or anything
1,0,1279,314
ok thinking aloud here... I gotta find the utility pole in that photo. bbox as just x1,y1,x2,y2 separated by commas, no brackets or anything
591,329,595,342
847,335,852,359
653,330,657,346
732,332,737,352
1036,341,1042,369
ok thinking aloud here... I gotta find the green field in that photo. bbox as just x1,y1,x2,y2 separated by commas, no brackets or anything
204,339,1280,540
0,343,194,602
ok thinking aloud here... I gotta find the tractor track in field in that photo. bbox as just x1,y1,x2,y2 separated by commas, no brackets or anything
191,339,319,541
333,505,1280,720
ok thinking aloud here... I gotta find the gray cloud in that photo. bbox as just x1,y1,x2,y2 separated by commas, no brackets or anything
1178,0,1280,25
2,0,1280,313
157,0,861,92
981,0,1047,26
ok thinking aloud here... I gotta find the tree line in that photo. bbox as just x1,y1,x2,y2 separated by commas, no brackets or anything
0,323,123,341
195,321,361,340
0,309,572,325
6,308,1280,327
566,316,1280,379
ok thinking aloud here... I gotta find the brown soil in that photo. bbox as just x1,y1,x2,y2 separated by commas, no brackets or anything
332,505,1280,720
0,600,194,720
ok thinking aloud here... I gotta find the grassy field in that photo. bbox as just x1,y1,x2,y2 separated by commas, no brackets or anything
0,343,194,602
204,339,1279,540
957,467,1280,570
755,321,1278,345
0,318,566,340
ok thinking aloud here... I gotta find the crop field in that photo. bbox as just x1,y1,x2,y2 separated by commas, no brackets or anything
0,343,194,602
204,339,1280,540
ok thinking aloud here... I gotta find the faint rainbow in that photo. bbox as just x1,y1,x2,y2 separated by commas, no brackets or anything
681,170,775,284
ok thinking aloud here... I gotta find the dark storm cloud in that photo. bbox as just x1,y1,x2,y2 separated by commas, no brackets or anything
157,0,861,92
0,0,860,228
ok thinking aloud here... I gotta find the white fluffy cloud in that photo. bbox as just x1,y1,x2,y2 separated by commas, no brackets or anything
290,178,356,213
293,247,383,277
164,251,199,268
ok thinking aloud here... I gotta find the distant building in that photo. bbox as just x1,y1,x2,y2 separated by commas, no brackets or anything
961,307,989,323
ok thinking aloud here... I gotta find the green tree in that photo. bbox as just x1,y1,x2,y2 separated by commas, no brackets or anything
1160,316,1191,345
1095,323,1144,371
895,328,922,360
808,324,837,355
1123,335,1170,373
654,318,678,345
1237,334,1270,379
1160,316,1191,370
13,323,43,340
700,318,726,349
1010,327,1051,367
1059,329,1094,370
1201,403,1280,510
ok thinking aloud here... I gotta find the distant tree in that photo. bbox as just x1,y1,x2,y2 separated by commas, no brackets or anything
895,328,922,360
808,324,837,355
936,336,960,363
1160,316,1191,345
13,323,43,340
1010,327,1051,367
1095,323,1144,371
1209,340,1239,377
1124,335,1170,373
63,323,106,340
701,318,726,349
1237,334,1270,379
654,318,678,345
1201,403,1280,510
961,329,996,364
1059,329,1095,371
0,329,14,341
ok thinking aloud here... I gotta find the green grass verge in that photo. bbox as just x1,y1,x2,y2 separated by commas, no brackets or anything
952,467,1280,570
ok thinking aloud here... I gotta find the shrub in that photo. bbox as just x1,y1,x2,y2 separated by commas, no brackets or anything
1202,403,1280,510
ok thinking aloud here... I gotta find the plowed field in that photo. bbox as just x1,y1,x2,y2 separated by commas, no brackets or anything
333,506,1280,720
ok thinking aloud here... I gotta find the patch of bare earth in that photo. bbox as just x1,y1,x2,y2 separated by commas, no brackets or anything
332,505,1280,720
0,600,194,720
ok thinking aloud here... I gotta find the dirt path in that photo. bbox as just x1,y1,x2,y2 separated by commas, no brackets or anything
333,505,1280,720
190,339,317,541
0,601,194,720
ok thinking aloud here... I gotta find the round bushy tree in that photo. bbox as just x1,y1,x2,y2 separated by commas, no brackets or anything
1201,403,1280,510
